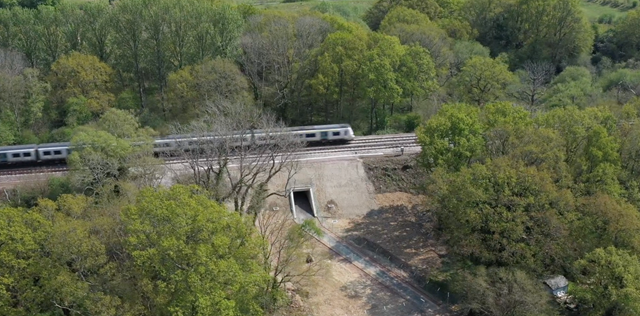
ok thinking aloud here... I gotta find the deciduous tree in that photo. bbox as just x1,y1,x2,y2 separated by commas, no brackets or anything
453,266,559,316
123,185,270,315
573,247,640,316
172,102,303,214
48,52,115,123
454,56,514,106
417,103,484,171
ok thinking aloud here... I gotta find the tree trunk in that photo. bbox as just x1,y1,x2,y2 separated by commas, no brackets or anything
369,98,375,135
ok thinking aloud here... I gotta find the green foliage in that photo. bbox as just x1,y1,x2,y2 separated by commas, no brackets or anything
417,103,484,171
364,0,445,31
68,109,157,193
123,185,269,315
464,0,593,69
538,106,620,185
311,1,367,21
166,58,252,123
453,266,559,316
573,247,640,316
430,158,575,272
380,7,452,77
48,52,115,122
454,56,515,106
0,66,48,145
301,218,323,237
0,185,284,315
386,112,422,133
574,194,640,253
544,66,599,108
613,8,640,60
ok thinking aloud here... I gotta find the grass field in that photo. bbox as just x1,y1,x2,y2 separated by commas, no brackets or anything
580,0,628,21
232,0,375,12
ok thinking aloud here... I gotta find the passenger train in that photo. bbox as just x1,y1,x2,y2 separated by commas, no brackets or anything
0,124,355,166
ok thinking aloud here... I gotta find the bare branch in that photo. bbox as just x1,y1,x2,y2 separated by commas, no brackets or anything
171,101,303,214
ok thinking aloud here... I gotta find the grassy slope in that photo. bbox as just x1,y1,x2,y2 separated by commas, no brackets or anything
580,0,627,21
232,0,376,12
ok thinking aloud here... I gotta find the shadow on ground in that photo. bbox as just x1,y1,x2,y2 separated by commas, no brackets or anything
340,278,429,316
344,204,444,278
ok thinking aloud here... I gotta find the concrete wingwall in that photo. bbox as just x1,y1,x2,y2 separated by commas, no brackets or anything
266,157,378,219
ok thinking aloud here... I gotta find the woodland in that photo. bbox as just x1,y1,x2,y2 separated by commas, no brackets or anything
2,0,640,315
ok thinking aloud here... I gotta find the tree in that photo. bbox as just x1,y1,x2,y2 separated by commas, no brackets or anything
364,0,443,31
430,158,575,271
0,206,51,315
9,7,40,67
123,185,270,315
172,102,304,214
0,54,48,144
397,44,438,112
166,58,252,123
448,40,490,79
481,102,532,159
613,8,640,61
417,103,484,171
380,7,453,78
574,194,640,254
454,56,514,106
240,12,331,120
538,106,620,182
36,5,66,68
600,69,640,104
111,0,147,108
360,33,404,133
509,60,555,108
543,66,599,108
48,52,115,124
453,266,559,316
464,0,593,69
308,29,367,124
82,1,112,62
68,109,158,193
573,247,640,316
256,210,323,297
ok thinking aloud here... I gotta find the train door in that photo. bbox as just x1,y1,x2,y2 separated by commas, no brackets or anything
320,131,328,141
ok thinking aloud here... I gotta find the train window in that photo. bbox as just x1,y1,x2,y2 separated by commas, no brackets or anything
54,150,62,155
305,133,316,138
332,131,340,136
24,152,31,157
12,153,20,158
43,151,51,156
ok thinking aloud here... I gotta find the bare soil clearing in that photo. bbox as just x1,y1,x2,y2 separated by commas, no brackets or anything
290,239,430,316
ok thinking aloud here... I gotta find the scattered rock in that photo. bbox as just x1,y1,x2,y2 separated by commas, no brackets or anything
363,155,427,194
290,293,303,308
284,282,295,292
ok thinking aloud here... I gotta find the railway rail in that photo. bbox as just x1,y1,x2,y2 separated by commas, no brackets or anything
0,134,419,177
311,221,445,315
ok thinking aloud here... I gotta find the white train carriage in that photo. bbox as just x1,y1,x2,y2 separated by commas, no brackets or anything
0,145,38,164
37,143,71,161
291,124,355,143
1,124,356,167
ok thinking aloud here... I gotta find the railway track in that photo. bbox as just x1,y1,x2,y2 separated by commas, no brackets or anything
311,221,445,315
0,134,419,177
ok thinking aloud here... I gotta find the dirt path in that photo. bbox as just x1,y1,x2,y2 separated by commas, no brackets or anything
309,223,446,316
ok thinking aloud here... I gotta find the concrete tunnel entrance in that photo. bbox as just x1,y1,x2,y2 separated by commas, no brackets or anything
289,188,317,219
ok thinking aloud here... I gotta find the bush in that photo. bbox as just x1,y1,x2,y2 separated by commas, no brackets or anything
386,113,422,133
597,13,616,24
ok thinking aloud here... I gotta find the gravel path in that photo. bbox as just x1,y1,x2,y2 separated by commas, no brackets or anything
311,225,447,316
